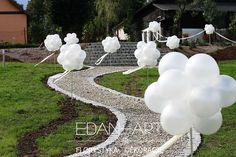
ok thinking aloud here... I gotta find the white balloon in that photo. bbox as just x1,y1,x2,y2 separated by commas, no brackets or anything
158,52,188,75
134,49,142,59
44,34,62,52
144,82,168,113
189,86,221,118
166,35,180,49
185,54,220,87
64,33,79,45
57,44,86,71
149,21,161,33
161,104,192,135
158,69,190,100
205,24,215,35
134,41,160,67
137,41,146,49
213,75,236,107
193,111,222,135
102,36,120,53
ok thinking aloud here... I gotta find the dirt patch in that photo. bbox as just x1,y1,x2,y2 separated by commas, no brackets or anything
17,77,117,157
211,46,236,61
0,54,21,62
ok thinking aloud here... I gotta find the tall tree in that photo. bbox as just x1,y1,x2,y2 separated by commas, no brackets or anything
27,0,46,43
96,0,119,35
121,0,145,41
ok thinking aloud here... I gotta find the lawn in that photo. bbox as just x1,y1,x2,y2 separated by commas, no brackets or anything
0,62,112,157
96,60,236,157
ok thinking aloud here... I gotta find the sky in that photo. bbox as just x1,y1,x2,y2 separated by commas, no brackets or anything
15,0,30,9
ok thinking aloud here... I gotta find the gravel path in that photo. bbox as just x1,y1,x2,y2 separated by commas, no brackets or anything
52,66,201,157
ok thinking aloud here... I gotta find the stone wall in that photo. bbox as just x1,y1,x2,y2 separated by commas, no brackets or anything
84,42,138,66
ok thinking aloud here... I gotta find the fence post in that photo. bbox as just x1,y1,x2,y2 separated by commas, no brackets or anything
2,49,5,68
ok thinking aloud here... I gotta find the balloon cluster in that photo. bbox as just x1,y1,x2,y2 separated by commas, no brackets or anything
166,35,180,50
57,33,86,71
58,44,86,71
145,52,236,136
134,41,161,67
102,36,121,53
64,33,79,45
44,34,62,52
205,24,215,35
149,21,161,33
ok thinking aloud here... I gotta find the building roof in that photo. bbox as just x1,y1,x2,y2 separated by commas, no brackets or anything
8,0,24,11
153,3,236,12
0,0,26,14
136,0,236,15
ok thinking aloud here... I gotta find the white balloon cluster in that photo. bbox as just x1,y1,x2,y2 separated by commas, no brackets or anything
134,41,161,67
102,36,121,53
145,52,236,136
58,44,86,71
64,33,79,45
95,36,121,65
35,34,62,66
149,21,161,33
205,24,215,35
57,33,86,71
44,34,62,52
166,35,180,50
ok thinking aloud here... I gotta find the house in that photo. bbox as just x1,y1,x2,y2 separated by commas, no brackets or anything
0,0,27,44
130,0,236,42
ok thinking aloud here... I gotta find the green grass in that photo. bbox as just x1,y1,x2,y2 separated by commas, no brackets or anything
96,68,159,97
97,60,236,157
0,62,110,157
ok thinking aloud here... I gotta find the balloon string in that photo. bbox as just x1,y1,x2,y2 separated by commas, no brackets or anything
153,31,205,43
144,134,184,157
215,31,236,44
54,70,71,83
153,31,168,39
35,52,55,67
123,66,146,75
180,30,205,40
95,52,110,65
153,33,167,43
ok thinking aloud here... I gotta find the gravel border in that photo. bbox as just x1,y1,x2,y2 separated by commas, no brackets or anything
48,66,201,157
88,67,202,157
47,73,127,157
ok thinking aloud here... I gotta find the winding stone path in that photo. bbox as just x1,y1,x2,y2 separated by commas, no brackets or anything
49,66,201,157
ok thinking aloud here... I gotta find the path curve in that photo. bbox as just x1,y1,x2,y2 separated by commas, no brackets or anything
48,66,201,157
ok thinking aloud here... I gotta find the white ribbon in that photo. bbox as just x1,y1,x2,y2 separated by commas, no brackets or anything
95,52,110,65
35,52,55,67
144,134,184,157
180,30,205,40
153,30,205,43
54,70,71,83
123,66,146,75
153,33,167,43
215,31,236,44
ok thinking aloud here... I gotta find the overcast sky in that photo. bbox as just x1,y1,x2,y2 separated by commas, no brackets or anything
16,0,30,9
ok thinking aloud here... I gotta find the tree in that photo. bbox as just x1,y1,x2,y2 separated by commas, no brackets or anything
50,0,95,39
229,14,236,39
173,0,193,36
96,0,119,35
121,0,145,41
27,0,46,43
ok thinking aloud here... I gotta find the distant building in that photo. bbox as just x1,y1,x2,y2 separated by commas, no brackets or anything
129,0,236,42
0,0,27,44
